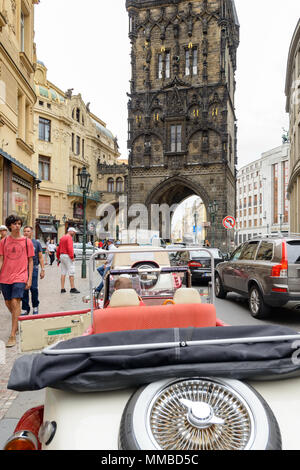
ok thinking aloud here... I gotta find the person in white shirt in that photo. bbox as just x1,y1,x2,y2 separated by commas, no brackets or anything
47,239,57,266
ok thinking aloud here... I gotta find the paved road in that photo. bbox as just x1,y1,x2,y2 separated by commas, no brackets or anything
1,270,300,448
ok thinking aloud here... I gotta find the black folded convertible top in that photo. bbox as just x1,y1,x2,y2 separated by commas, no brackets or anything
8,325,300,393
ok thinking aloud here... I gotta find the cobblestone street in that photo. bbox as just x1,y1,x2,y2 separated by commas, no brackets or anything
0,259,97,427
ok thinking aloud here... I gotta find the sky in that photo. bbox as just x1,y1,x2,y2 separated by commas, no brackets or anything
34,0,300,169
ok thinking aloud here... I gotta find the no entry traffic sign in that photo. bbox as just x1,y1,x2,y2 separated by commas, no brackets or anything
223,216,236,229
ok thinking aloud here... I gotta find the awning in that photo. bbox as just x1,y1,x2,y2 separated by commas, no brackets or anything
38,224,57,234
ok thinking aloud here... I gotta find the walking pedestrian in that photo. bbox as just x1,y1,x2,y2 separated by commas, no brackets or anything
0,215,34,347
47,239,56,266
21,226,45,316
56,227,80,294
0,225,8,240
95,239,116,293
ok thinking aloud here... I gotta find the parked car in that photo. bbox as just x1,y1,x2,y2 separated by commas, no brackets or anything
175,247,225,282
166,244,185,265
215,235,300,319
73,242,96,260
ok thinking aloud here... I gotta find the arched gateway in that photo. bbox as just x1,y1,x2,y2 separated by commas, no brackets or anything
126,0,240,249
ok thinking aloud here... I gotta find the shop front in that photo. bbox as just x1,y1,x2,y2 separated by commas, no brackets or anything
0,150,39,227
35,217,58,248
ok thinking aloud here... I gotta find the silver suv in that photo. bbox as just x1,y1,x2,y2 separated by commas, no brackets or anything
215,235,300,318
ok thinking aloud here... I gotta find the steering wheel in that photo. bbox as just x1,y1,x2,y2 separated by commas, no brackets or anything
131,262,160,289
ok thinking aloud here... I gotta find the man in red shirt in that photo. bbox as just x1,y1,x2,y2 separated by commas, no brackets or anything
0,215,34,347
56,227,80,294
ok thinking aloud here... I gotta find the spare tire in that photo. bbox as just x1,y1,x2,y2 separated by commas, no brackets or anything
119,377,281,450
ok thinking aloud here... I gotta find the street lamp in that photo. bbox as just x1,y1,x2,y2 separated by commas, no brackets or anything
279,214,283,233
77,167,92,278
208,200,219,248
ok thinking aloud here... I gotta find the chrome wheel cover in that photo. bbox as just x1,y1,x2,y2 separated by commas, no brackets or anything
147,378,254,450
215,276,221,295
250,288,260,314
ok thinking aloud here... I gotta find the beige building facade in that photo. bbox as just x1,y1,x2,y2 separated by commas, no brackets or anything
286,19,300,233
33,62,127,243
0,0,39,226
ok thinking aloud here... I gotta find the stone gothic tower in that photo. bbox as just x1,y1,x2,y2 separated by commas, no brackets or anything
126,0,239,247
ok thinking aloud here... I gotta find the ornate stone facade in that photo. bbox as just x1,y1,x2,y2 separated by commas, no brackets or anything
286,19,300,234
126,0,239,247
0,0,39,226
33,62,124,242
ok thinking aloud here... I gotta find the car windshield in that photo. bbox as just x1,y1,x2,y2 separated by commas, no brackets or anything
191,249,220,259
286,241,300,263
108,271,185,300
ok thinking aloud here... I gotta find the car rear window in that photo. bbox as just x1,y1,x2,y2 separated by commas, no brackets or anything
286,241,300,263
191,249,220,259
256,242,274,261
240,242,259,260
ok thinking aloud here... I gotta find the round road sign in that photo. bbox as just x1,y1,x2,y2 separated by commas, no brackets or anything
223,216,236,229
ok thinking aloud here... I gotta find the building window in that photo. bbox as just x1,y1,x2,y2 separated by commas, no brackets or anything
76,136,80,155
38,195,51,215
38,156,50,181
283,160,289,223
116,177,123,193
185,50,190,76
107,178,114,193
71,133,75,152
158,54,163,79
192,48,198,75
273,163,278,224
165,51,170,78
82,139,85,159
76,108,80,123
20,11,25,52
39,117,51,142
170,125,182,152
158,51,170,79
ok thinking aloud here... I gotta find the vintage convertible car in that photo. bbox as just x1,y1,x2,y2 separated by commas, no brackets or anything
3,248,300,451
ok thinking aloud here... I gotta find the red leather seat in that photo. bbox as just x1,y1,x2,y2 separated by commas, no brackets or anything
93,303,217,334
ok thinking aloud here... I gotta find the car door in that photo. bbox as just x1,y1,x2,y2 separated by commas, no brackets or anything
236,241,260,292
222,244,244,289
286,241,300,296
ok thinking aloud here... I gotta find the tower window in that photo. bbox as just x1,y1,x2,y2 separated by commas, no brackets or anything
170,125,182,152
165,51,170,78
192,48,198,75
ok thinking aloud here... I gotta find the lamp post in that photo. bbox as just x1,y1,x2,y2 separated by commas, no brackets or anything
208,200,219,248
279,214,283,233
77,167,92,279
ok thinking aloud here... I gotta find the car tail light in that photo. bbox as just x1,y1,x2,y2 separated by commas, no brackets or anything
272,287,288,293
4,431,38,450
188,261,202,268
271,242,288,278
3,406,44,451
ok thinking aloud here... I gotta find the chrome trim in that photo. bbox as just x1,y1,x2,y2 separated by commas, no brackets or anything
3,430,38,450
42,333,300,356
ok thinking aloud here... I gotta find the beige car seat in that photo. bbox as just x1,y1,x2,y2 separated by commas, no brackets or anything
173,288,202,304
109,289,140,308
